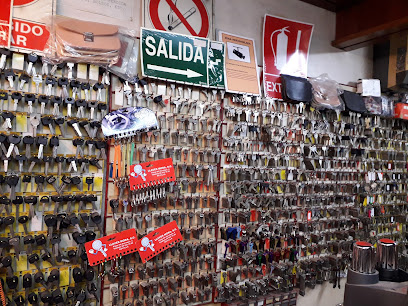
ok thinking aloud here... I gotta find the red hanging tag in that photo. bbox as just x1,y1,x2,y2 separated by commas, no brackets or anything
85,229,138,266
250,210,257,222
238,257,243,266
129,158,175,190
136,221,183,263
265,238,270,250
262,264,267,275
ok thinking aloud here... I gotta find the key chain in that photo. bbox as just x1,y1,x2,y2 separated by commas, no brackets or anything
223,242,229,258
249,241,254,253
236,226,242,239
98,260,107,278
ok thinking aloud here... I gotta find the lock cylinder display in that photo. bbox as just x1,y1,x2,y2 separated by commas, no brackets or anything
351,241,376,274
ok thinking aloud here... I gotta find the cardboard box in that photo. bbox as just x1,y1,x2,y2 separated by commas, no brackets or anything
394,103,408,120
357,79,381,97
374,33,408,92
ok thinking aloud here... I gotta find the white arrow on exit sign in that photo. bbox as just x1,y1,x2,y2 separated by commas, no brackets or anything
147,64,203,78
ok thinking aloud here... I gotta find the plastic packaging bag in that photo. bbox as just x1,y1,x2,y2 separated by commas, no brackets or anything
380,95,395,117
107,34,139,83
363,96,382,115
44,15,123,66
309,74,344,116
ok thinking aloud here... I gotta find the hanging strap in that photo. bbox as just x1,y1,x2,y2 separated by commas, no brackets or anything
0,278,6,306
113,144,122,179
130,143,135,168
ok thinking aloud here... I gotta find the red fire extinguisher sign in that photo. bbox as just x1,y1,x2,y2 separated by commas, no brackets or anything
263,14,314,99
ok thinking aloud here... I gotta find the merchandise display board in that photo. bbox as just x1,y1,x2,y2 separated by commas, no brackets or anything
0,51,108,305
0,1,407,306
104,77,221,305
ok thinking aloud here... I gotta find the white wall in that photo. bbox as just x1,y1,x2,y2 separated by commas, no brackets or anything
213,0,373,86
55,0,372,86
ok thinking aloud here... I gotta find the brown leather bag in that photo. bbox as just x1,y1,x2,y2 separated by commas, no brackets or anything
54,16,120,64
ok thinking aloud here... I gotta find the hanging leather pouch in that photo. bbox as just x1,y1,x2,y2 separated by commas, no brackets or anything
54,16,120,64
341,90,367,113
281,74,313,103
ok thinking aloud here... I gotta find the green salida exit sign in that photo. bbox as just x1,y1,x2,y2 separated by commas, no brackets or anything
141,28,209,86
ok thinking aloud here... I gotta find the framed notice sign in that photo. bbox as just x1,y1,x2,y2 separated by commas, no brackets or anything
217,31,261,96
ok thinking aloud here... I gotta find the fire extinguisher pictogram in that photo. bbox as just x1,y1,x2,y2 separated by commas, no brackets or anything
270,26,289,71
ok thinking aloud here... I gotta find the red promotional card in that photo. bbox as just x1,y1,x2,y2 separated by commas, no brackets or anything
0,0,13,48
10,0,53,53
129,158,176,190
85,228,138,266
136,221,183,263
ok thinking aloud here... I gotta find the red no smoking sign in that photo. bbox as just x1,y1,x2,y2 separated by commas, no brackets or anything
14,0,38,6
148,0,210,38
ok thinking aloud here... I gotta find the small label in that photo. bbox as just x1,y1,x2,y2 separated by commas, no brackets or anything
193,38,207,48
210,41,223,50
12,53,25,71
89,65,99,82
30,212,43,232
77,63,88,80
114,86,124,106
